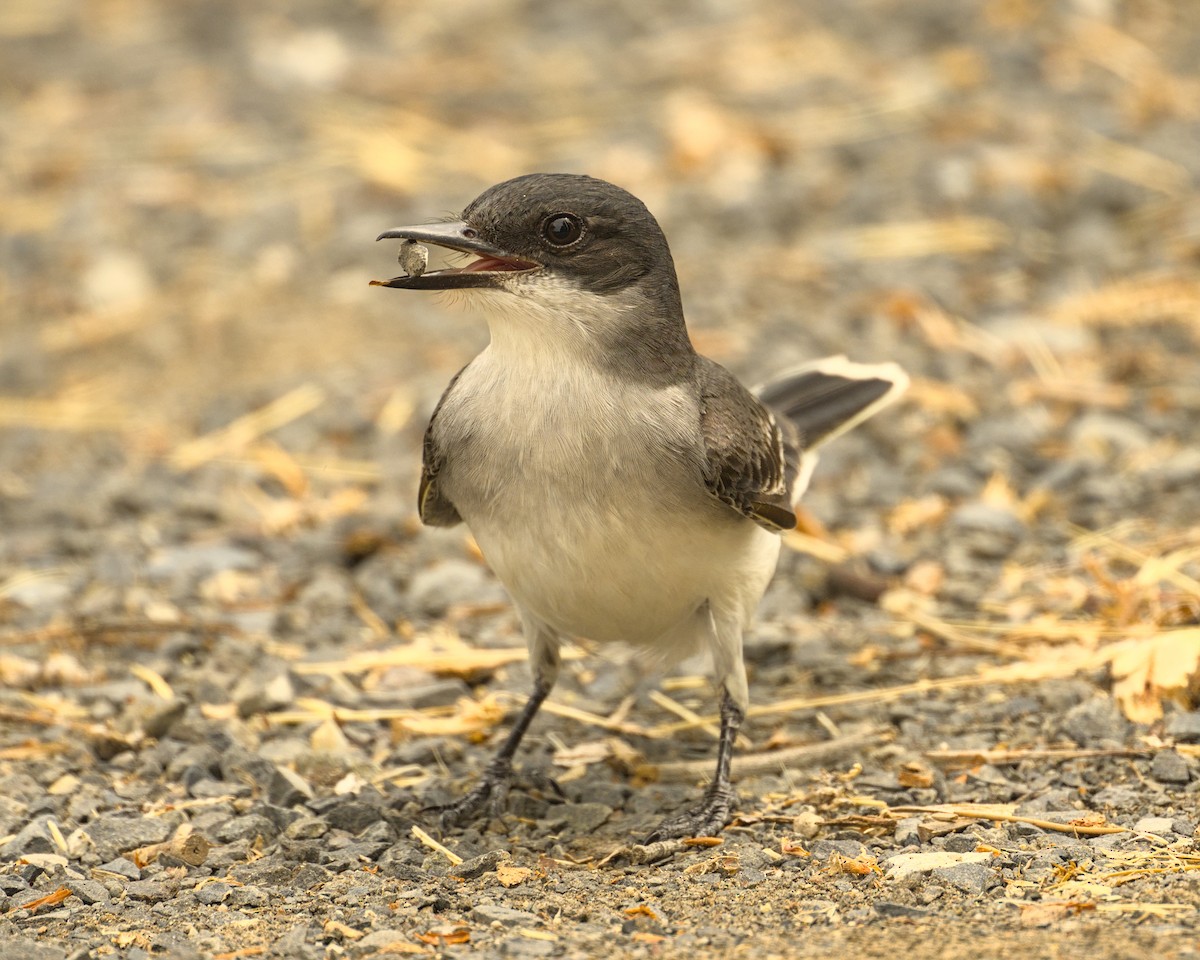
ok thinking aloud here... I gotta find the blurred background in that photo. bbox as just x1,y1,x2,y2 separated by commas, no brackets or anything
2,1,1199,708
2,3,1200,948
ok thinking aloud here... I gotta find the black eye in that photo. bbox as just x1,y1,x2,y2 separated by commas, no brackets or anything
543,214,583,246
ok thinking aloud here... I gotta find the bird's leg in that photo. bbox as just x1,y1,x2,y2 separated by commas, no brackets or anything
644,688,744,842
435,675,552,830
436,621,561,831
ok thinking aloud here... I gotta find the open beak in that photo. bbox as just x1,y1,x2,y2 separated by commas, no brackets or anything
370,220,540,290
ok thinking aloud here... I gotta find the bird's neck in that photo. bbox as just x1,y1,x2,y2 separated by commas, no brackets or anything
475,284,696,388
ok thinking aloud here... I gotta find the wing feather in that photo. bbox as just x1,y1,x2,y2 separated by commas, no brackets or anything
696,359,799,532
418,367,467,527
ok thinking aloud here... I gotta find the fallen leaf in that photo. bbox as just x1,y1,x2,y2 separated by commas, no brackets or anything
824,853,881,876
323,920,363,940
1110,629,1200,722
898,762,935,789
416,926,469,945
19,886,72,911
496,864,533,888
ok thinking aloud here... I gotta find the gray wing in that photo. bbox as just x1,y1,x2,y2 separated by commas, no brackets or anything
696,358,799,532
418,367,466,527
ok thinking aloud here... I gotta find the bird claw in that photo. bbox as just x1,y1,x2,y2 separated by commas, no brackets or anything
428,759,514,831
643,782,736,844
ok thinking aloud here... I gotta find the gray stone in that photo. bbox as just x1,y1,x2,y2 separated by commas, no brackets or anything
194,881,232,904
544,802,612,834
1089,832,1127,853
0,875,30,894
874,901,929,919
1133,816,1177,836
949,502,1025,558
268,925,321,960
253,802,304,834
229,884,268,907
498,938,557,957
0,938,67,960
350,929,410,957
0,773,46,806
1091,784,1142,809
146,543,258,580
406,559,501,616
190,777,249,800
86,814,173,861
324,801,383,835
942,834,981,853
809,839,869,860
787,899,840,924
450,849,509,880
1060,696,1130,746
213,814,279,844
165,743,222,782
149,938,205,960
269,766,315,807
894,817,922,847
933,861,998,895
219,747,276,787
65,878,109,905
235,672,296,718
0,819,56,860
95,857,141,880
136,697,189,738
1150,749,1192,784
1165,711,1200,743
285,817,328,840
471,903,540,926
125,878,178,902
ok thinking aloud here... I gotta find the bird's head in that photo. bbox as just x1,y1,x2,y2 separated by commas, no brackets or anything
371,174,687,346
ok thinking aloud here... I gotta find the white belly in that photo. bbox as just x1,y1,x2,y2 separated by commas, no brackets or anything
471,491,780,646
434,343,781,648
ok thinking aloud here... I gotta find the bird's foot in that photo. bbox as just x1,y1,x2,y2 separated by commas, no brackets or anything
644,782,736,843
429,758,514,831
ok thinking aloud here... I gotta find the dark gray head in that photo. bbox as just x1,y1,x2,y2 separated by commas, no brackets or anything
372,173,684,314
372,174,695,380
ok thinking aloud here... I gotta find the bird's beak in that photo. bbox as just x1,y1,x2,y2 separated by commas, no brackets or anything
370,220,540,290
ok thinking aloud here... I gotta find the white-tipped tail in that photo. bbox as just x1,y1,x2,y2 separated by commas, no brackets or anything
754,354,909,452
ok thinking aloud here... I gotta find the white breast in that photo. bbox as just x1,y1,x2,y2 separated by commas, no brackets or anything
432,293,778,649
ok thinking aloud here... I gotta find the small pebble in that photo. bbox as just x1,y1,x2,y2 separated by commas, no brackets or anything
1133,817,1177,836
1165,711,1200,743
398,240,428,277
469,903,539,926
1150,749,1193,784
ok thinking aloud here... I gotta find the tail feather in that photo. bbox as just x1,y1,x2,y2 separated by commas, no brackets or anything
756,355,909,451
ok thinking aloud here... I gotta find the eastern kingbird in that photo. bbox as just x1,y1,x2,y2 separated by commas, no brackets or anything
372,173,907,840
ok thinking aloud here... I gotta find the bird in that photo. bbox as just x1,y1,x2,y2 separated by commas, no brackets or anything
371,173,907,841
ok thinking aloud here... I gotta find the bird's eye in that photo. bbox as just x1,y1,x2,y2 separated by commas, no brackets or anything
542,214,583,246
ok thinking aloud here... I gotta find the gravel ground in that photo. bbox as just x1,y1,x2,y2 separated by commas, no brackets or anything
2,1,1200,958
